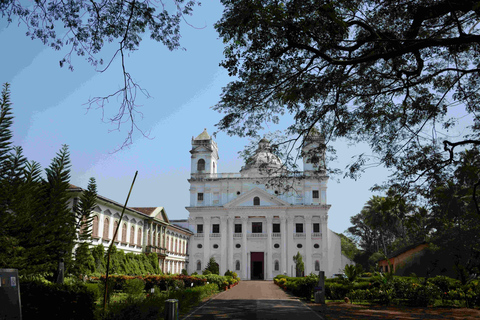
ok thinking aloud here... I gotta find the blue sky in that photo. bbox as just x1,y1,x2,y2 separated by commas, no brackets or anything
0,2,391,235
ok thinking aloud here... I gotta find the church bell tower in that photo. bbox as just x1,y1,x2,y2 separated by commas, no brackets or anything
190,128,219,176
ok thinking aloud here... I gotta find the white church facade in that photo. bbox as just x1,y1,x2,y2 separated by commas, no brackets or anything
186,129,351,280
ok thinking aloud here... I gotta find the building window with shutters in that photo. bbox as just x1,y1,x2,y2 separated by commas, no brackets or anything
252,222,262,233
103,218,110,239
296,223,304,233
130,226,135,244
272,223,280,233
235,224,242,233
137,228,142,246
92,216,99,238
122,223,127,243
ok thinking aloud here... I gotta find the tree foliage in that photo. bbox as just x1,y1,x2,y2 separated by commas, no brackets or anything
75,177,98,242
0,83,82,277
1,0,200,149
293,251,304,277
214,0,480,206
204,257,219,275
428,148,480,283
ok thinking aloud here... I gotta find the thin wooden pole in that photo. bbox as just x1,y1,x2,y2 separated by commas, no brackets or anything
103,171,138,317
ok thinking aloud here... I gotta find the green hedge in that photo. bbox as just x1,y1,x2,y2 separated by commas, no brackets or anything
20,280,96,320
274,274,480,308
104,283,219,320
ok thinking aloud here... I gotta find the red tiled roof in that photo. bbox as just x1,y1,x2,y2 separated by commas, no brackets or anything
130,207,157,215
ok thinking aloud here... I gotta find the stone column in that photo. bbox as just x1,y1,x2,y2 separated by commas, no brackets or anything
286,215,294,277
247,252,251,280
241,216,248,279
266,216,273,280
321,214,329,272
220,216,228,274
305,216,312,275
203,216,211,268
227,216,234,272
281,216,287,275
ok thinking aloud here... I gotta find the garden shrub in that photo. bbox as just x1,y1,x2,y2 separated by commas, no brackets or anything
124,278,145,299
21,280,96,320
103,283,219,320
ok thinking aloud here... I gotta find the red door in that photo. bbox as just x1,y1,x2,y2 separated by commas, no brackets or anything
251,252,264,280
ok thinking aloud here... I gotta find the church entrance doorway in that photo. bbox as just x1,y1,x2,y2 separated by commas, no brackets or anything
250,252,264,280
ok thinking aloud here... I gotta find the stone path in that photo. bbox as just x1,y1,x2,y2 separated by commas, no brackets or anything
181,280,323,320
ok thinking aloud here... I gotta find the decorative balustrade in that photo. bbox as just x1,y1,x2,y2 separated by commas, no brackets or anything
145,246,167,256
293,233,306,239
247,233,268,239
311,233,322,238
210,233,221,238
233,234,243,238
194,233,204,240
271,233,281,238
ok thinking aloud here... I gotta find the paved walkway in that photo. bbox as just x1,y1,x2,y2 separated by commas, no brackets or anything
182,281,324,320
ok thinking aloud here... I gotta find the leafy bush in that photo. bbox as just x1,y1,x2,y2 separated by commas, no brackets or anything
21,280,96,320
104,283,219,320
124,278,145,299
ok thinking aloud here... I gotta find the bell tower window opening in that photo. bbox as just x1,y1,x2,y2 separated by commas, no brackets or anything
197,159,205,171
253,197,260,206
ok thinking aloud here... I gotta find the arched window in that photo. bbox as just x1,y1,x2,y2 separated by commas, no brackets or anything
148,230,151,246
92,216,99,238
122,223,127,243
274,260,279,271
153,231,157,247
103,218,110,239
315,260,320,271
113,221,119,241
213,162,216,172
197,159,205,171
137,228,142,246
253,196,260,206
235,260,241,271
197,260,202,271
80,216,88,235
130,226,135,244
166,237,170,251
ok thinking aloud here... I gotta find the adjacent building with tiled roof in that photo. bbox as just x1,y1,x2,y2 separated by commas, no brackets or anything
68,186,192,274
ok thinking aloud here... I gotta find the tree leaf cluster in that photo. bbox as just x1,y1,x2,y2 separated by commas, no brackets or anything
348,148,480,281
0,83,95,277
214,0,480,199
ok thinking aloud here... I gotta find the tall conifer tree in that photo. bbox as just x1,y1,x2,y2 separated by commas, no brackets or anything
75,177,98,242
29,145,74,275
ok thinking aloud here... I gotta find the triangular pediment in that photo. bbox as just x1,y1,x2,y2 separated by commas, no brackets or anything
153,207,170,223
224,187,290,208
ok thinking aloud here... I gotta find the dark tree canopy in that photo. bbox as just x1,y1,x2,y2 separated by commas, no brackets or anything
214,0,480,201
1,0,199,149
